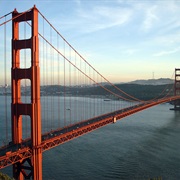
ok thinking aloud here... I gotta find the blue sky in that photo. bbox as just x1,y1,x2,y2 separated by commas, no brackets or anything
0,0,180,83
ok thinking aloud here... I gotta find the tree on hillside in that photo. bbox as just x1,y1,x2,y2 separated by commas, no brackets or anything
0,172,13,180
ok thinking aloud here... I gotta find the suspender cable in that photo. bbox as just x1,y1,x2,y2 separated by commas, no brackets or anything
4,15,8,144
42,16,46,134
37,10,143,102
64,40,66,128
96,72,99,115
89,66,92,118
24,20,28,140
57,32,61,128
69,45,72,125
50,25,53,131
52,31,54,130
37,10,175,105
93,70,95,117
25,20,141,103
40,16,46,132
34,31,137,102
46,37,49,131
74,52,77,123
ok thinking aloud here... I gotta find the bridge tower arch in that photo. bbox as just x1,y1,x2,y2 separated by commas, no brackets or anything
11,6,42,180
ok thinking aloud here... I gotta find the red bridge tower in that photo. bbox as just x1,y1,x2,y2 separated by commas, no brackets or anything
11,6,42,179
173,68,180,110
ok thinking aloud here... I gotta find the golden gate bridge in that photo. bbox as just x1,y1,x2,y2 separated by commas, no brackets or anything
0,6,180,179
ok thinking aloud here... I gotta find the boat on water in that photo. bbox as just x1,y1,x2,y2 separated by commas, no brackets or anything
104,99,111,101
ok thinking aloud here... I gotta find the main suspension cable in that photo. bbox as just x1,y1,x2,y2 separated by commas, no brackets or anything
4,15,8,144
36,31,135,102
37,9,143,102
0,7,33,26
39,10,174,103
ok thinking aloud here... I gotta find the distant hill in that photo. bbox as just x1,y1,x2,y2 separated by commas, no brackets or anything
129,78,173,85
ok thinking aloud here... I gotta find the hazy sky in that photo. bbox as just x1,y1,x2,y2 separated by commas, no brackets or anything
0,0,180,83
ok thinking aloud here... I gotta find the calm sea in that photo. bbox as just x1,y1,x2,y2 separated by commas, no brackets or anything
1,97,180,179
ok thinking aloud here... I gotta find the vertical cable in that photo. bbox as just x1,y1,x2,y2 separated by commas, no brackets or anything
89,66,92,118
74,52,77,123
42,16,45,134
97,72,99,115
93,69,95,117
63,41,66,129
52,32,54,130
79,56,82,121
57,32,60,128
46,33,49,132
85,62,87,120
4,15,8,144
69,45,72,125
50,25,53,131
78,56,80,120
90,66,92,118
101,75,103,114
24,20,28,140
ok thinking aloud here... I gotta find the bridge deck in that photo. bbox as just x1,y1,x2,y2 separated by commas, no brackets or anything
0,96,179,169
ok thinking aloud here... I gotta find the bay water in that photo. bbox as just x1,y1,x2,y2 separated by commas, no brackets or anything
1,96,180,179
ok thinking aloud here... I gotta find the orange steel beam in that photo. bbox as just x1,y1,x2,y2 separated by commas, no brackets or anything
0,147,32,169
1,96,179,170
11,6,42,180
41,96,180,152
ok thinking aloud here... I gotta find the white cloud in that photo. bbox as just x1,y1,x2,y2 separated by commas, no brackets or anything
132,0,180,34
75,5,132,33
124,48,139,56
153,47,180,57
141,5,159,31
153,33,180,45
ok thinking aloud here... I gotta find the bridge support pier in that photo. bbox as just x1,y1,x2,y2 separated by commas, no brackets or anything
12,6,42,180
